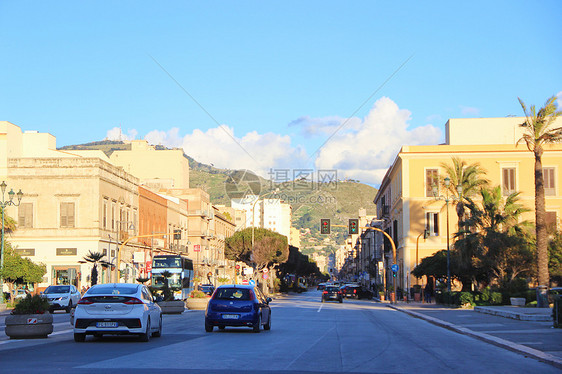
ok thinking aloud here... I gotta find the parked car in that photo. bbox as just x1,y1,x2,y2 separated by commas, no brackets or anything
341,285,373,299
72,283,162,342
321,285,343,303
41,285,82,313
205,284,271,333
317,283,327,291
198,284,215,296
548,287,562,303
13,289,31,301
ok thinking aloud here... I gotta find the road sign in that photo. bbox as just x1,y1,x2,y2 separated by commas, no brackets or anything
263,273,269,280
242,279,249,285
263,268,269,273
194,244,201,252
249,279,256,286
27,318,38,324
391,264,399,272
146,261,152,272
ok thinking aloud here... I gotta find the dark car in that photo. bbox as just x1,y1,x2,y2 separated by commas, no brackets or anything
198,284,215,296
321,285,343,303
317,283,327,291
205,284,272,333
341,285,373,300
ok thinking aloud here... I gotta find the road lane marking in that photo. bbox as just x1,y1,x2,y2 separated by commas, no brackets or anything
317,304,323,313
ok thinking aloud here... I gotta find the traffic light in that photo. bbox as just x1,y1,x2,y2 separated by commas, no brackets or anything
392,271,397,278
320,219,331,234
348,219,359,235
173,229,181,240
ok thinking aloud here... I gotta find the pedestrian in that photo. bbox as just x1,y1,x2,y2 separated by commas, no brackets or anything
424,283,432,303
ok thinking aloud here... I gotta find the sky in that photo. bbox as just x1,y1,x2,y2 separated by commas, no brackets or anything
1,1,561,187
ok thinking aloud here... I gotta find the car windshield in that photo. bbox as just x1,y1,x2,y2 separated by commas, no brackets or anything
87,285,138,295
326,286,340,292
213,287,251,300
44,286,70,294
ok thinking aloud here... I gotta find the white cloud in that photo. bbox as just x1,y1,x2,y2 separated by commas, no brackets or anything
460,106,480,116
145,128,183,148
313,97,442,185
288,115,361,137
105,127,138,141
556,91,562,108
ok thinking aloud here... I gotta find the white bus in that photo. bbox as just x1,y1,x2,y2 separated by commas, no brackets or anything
151,255,194,300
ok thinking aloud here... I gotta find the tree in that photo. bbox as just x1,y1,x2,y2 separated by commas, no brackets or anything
454,186,533,289
0,244,46,296
0,206,17,234
412,250,451,282
440,157,488,225
225,227,288,268
82,251,109,286
518,95,562,305
549,231,562,285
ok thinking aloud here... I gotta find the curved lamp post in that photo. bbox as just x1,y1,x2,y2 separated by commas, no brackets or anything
432,177,462,293
0,181,23,303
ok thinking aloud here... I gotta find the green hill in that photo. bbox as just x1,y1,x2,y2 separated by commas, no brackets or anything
59,140,378,253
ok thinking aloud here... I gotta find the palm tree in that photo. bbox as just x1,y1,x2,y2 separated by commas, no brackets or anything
441,157,488,225
83,251,108,286
518,95,562,306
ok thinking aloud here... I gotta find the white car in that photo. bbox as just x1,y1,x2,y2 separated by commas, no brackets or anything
73,283,162,342
42,285,82,313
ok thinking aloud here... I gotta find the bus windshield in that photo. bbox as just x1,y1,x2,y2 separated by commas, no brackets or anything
152,273,182,290
153,256,182,268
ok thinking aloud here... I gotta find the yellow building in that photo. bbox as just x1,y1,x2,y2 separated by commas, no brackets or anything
373,117,562,293
110,140,190,189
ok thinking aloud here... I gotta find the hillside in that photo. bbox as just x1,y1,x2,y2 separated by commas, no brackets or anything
59,140,378,253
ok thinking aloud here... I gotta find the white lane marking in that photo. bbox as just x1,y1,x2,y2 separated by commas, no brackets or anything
317,304,323,313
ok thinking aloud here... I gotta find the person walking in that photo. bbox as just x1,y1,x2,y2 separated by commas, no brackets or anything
424,283,432,303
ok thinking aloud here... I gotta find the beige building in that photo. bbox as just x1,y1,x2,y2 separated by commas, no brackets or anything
110,140,190,189
373,117,562,293
0,121,143,289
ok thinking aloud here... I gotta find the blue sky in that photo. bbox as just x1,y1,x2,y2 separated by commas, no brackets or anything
1,1,561,186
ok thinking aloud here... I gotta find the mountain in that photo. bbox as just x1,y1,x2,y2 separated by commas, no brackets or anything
59,140,378,254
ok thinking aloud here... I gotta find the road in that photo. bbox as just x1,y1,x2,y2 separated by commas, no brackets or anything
0,291,559,373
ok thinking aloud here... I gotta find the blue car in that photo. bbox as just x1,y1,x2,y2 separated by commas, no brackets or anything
205,284,272,333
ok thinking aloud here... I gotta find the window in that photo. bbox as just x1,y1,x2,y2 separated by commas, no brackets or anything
426,212,439,236
103,201,107,229
544,168,556,196
502,168,516,196
18,203,33,228
426,169,439,197
60,202,75,228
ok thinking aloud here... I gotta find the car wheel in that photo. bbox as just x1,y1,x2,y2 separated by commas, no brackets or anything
66,301,73,313
152,315,162,338
74,333,86,342
205,322,213,333
339,298,343,303
264,312,271,331
253,314,261,333
139,318,151,342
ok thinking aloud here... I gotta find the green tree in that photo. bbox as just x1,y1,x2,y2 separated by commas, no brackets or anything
455,186,533,289
412,250,451,282
549,231,562,285
0,206,17,234
82,250,109,286
225,227,288,268
440,157,488,225
0,244,46,296
518,95,562,302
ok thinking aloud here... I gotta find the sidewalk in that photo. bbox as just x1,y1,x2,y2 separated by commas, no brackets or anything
383,300,562,369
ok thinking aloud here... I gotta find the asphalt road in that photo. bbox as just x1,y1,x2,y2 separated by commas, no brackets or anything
0,291,559,373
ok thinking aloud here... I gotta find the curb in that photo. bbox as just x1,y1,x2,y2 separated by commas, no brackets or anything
388,304,562,369
474,306,552,322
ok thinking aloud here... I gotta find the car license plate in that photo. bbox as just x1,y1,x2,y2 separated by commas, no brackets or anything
222,314,239,320
96,322,118,328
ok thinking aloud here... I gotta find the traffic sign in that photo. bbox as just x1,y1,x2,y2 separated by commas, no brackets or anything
263,268,269,273
242,279,249,285
249,279,256,286
262,273,269,280
391,264,399,272
194,244,201,252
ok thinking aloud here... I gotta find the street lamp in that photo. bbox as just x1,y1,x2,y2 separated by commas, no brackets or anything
0,181,23,303
114,220,135,283
432,176,462,293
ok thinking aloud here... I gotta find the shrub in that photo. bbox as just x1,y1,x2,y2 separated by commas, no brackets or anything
458,292,474,306
12,294,50,315
490,292,502,305
554,296,562,328
190,290,207,298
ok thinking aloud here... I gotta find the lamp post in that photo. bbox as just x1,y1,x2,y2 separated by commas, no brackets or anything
432,176,462,293
0,181,23,303
114,220,135,283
